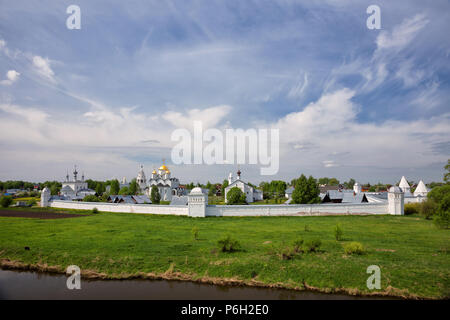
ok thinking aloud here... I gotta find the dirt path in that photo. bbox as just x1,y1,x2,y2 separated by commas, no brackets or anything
0,209,88,219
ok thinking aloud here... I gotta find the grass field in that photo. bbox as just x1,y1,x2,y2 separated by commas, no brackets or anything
0,207,448,299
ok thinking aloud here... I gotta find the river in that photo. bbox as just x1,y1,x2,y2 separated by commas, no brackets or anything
0,269,389,300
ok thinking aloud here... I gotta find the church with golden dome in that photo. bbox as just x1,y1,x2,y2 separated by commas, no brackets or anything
136,162,185,201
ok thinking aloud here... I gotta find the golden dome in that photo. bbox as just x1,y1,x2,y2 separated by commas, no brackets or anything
159,164,168,171
152,169,157,174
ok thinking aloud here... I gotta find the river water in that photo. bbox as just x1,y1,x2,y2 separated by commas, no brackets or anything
0,269,388,300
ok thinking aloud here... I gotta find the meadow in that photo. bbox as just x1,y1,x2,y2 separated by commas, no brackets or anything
0,207,448,299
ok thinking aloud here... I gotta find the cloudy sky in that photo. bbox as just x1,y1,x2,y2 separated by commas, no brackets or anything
0,0,449,184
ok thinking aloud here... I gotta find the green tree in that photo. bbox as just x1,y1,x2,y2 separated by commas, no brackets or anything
119,187,130,195
95,183,105,195
151,186,161,204
208,184,215,196
344,178,355,189
129,178,138,195
444,159,450,183
86,179,97,190
50,184,60,196
328,178,340,186
0,196,13,208
226,187,246,204
434,193,450,229
110,179,120,195
221,180,229,195
83,195,99,202
291,174,320,204
428,184,450,204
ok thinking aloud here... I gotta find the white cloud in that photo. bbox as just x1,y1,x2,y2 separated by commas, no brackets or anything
162,105,232,130
288,72,308,99
32,55,56,83
272,88,450,172
0,70,20,85
395,59,426,88
376,14,429,50
323,160,339,168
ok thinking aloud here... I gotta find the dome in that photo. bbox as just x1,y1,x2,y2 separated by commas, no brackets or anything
152,169,157,174
159,165,169,171
190,187,203,194
389,186,402,193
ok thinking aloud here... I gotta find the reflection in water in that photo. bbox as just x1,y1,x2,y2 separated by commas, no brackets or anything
0,269,387,300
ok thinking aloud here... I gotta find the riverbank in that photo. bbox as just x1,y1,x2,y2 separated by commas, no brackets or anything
0,208,448,299
0,269,389,300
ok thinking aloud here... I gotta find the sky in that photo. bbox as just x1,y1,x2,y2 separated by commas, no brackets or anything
0,0,449,185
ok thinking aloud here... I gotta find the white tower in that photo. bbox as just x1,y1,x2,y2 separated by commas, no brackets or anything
353,182,362,194
188,187,207,217
399,176,412,196
388,186,404,215
228,172,233,185
414,180,428,197
136,165,147,190
41,187,51,207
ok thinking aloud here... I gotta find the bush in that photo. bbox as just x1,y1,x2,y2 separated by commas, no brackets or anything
334,223,344,241
83,195,99,202
304,238,322,252
26,199,37,207
404,203,420,215
226,187,247,205
150,186,161,204
191,227,199,240
0,196,13,208
217,235,241,252
434,193,450,229
344,242,365,255
293,237,304,253
277,246,296,260
419,199,437,219
434,211,450,229
92,207,99,214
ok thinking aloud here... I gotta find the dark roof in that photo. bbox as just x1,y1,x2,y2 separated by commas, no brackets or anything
319,185,340,193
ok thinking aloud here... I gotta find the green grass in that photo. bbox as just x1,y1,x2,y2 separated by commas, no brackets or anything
12,197,39,204
0,208,448,298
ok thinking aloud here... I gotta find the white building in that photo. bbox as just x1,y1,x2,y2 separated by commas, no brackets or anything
60,166,95,200
141,163,185,202
353,182,362,194
224,169,263,203
414,180,429,197
399,176,413,197
398,176,428,203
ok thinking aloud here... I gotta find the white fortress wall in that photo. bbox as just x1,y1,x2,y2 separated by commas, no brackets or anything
49,200,189,216
206,203,388,217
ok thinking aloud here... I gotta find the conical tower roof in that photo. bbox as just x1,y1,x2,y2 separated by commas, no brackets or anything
399,176,410,189
414,180,428,195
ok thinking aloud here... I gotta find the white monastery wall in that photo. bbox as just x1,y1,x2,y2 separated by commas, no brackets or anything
48,200,388,217
206,203,388,217
49,200,189,216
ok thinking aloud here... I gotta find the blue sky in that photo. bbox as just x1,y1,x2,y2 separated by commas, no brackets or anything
0,0,449,185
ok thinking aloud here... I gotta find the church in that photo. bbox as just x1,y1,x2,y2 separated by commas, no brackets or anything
60,166,96,200
137,163,186,202
224,169,263,203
